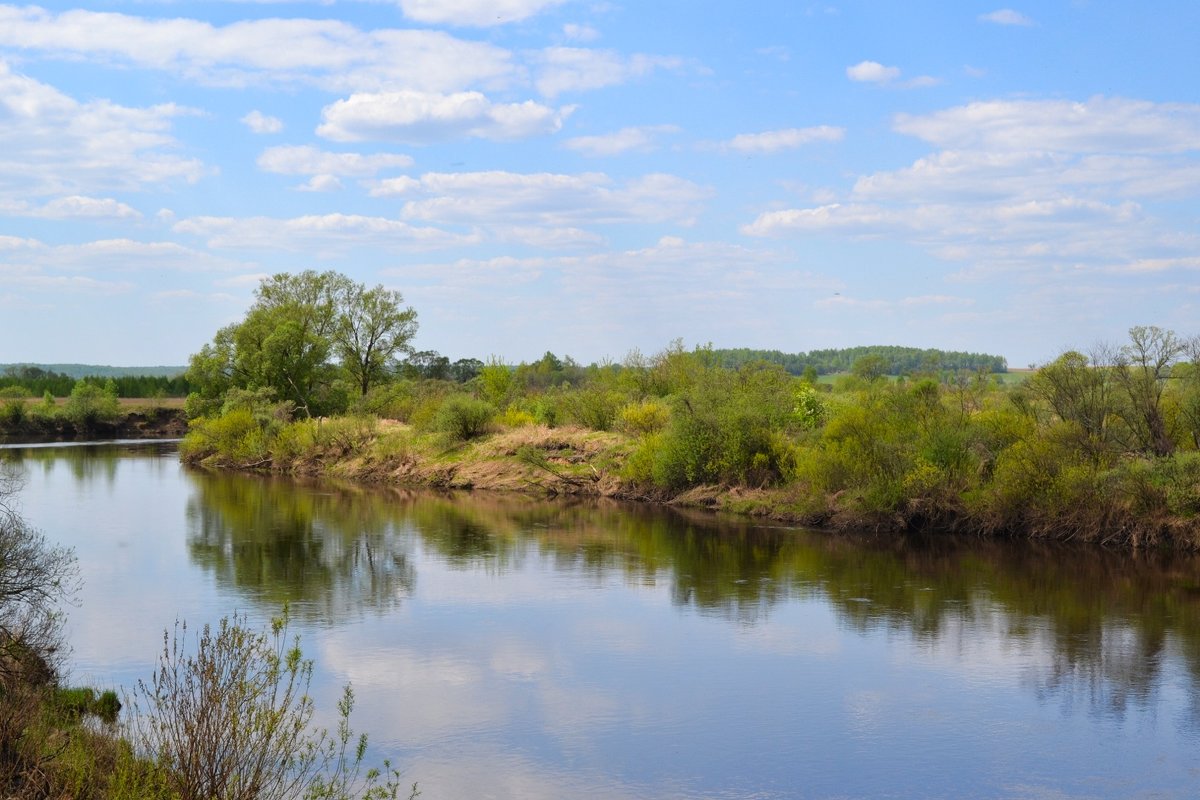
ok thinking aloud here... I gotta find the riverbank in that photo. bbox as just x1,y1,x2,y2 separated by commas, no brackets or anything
180,419,1200,551
0,407,187,443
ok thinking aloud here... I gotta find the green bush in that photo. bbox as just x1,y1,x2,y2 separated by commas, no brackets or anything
559,386,624,431
0,386,29,427
616,399,670,435
180,409,273,464
636,363,798,488
63,380,119,430
432,396,495,441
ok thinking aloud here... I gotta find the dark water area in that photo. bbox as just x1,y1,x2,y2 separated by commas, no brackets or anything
5,441,1200,799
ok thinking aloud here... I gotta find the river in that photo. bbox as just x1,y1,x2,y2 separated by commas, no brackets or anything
5,440,1200,799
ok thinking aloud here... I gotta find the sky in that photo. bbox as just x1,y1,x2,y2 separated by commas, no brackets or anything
1,1,1198,369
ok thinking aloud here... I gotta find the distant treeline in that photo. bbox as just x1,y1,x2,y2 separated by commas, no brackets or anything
0,363,186,380
0,365,190,397
710,346,1008,376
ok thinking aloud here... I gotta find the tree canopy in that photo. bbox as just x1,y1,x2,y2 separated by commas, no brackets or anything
186,271,417,417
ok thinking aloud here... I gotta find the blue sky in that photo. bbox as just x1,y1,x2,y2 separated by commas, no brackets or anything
1,1,1197,368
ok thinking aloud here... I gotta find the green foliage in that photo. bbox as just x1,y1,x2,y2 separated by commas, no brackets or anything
477,357,516,406
711,345,1008,376
63,380,120,430
53,686,122,724
616,399,671,435
558,386,624,431
497,405,537,428
432,396,495,441
792,384,828,430
0,386,29,427
186,270,417,419
636,361,798,488
180,409,273,464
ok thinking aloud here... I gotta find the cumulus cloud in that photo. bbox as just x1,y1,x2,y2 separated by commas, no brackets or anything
317,90,571,144
372,170,712,227
739,95,1200,282
398,0,567,27
533,47,684,97
721,126,844,154
980,9,1034,26
257,145,413,177
0,60,204,198
846,60,900,84
241,111,283,134
0,6,516,93
562,125,679,157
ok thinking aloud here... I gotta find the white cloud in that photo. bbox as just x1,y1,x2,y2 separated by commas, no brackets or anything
0,236,243,279
742,95,1200,284
296,175,344,192
533,47,684,97
562,23,599,42
0,196,142,220
562,125,678,157
241,111,283,134
721,126,844,154
380,170,712,227
894,97,1200,154
172,214,478,252
846,60,900,84
0,6,516,93
0,61,204,198
398,0,567,27
317,90,571,144
257,145,413,177
980,9,1034,26
845,60,936,89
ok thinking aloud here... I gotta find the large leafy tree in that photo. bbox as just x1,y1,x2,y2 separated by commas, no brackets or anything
336,283,418,397
186,270,417,417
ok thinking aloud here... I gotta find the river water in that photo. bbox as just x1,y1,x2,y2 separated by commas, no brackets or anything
5,441,1200,799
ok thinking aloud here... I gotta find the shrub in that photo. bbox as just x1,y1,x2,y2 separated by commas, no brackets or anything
432,396,495,441
353,381,418,421
559,387,624,431
180,409,272,464
63,380,119,430
616,399,670,436
127,610,413,800
0,387,29,427
497,404,537,428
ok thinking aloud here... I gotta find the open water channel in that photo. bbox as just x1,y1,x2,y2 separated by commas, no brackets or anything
4,440,1200,799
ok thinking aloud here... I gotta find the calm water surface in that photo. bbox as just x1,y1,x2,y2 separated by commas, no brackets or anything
5,441,1200,799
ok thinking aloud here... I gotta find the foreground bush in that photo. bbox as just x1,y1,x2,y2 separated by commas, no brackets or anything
128,610,413,800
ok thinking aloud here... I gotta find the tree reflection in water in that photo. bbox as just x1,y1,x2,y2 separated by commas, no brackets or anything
184,468,1200,728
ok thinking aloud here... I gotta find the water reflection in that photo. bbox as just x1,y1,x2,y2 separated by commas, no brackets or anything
15,444,1200,798
183,467,1200,727
2,440,177,485
186,471,417,621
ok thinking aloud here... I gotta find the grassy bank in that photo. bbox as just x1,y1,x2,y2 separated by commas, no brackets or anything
179,335,1200,549
0,395,186,442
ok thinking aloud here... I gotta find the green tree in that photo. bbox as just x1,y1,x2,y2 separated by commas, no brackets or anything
187,271,419,419
336,284,417,397
63,380,119,430
1111,326,1186,457
851,354,888,382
